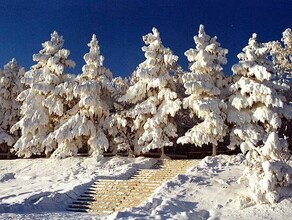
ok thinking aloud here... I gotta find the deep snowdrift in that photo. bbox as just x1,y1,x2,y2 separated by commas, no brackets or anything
1,155,292,219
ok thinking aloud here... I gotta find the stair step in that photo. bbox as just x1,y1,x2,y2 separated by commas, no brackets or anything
73,201,92,205
84,191,96,195
88,205,117,210
92,198,124,202
93,188,136,192
68,204,90,210
89,210,114,214
66,208,88,213
77,197,96,202
90,201,122,205
94,180,140,184
80,194,94,198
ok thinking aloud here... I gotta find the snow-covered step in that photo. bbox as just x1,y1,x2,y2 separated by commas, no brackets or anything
93,180,140,185
89,203,120,209
68,159,199,215
94,186,136,191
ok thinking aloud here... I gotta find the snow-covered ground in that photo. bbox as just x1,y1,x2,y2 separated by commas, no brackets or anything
1,155,292,219
0,156,156,219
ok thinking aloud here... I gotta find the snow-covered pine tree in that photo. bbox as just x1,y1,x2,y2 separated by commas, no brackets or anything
227,33,292,205
108,109,134,157
177,25,228,156
266,28,292,80
11,31,75,158
108,77,134,156
0,59,25,152
43,34,114,158
119,28,181,157
265,28,292,152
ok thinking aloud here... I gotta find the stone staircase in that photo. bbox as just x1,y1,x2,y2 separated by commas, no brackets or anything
67,159,198,215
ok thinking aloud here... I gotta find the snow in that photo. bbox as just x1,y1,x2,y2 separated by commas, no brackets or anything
1,155,292,219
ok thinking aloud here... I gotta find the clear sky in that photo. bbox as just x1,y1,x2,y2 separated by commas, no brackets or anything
0,0,291,77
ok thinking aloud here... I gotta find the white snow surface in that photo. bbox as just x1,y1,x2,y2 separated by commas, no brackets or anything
1,155,292,219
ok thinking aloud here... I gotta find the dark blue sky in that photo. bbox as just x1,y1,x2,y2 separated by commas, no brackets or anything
0,0,291,77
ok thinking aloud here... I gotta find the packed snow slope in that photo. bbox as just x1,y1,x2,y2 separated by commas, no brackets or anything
1,155,292,219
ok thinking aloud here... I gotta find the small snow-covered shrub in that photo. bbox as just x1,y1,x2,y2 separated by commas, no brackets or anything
239,132,292,206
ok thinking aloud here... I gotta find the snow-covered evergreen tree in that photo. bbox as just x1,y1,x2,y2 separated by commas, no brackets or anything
11,31,75,158
227,33,292,205
108,110,134,157
108,77,134,156
266,28,292,80
0,59,25,150
177,25,228,156
228,33,291,149
112,76,129,101
43,34,114,158
265,28,292,151
119,28,181,156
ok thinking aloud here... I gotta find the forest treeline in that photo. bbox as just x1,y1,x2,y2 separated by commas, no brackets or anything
0,25,291,159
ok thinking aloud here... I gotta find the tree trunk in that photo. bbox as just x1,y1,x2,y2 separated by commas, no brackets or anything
161,146,165,158
161,146,170,159
212,145,217,156
7,147,11,159
46,151,51,158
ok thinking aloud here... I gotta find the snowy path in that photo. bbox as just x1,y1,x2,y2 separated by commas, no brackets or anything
67,159,199,215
